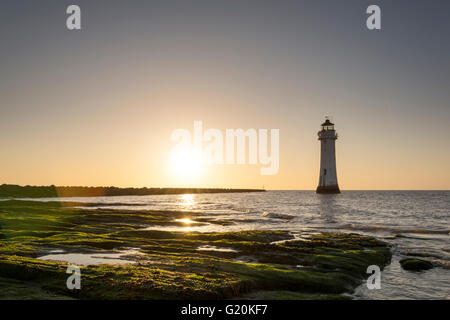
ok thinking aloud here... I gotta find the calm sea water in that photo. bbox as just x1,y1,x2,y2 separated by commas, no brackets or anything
18,191,450,299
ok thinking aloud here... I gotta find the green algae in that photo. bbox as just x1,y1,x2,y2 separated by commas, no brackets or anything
0,200,392,300
0,276,74,300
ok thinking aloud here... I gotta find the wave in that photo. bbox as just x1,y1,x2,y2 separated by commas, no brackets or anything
432,260,450,269
340,223,449,235
262,212,295,220
82,202,149,207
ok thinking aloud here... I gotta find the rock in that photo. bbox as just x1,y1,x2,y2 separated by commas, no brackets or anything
400,258,433,271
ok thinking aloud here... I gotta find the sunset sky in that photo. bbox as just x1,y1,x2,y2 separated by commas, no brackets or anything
1,0,449,190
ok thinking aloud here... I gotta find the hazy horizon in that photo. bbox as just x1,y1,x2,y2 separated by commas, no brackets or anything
2,184,449,192
1,0,450,190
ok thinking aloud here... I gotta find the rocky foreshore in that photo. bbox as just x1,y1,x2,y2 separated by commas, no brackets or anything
0,200,391,299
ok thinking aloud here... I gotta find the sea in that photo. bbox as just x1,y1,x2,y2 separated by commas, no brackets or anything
14,190,450,300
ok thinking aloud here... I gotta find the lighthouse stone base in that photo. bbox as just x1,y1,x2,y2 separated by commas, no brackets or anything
316,185,340,194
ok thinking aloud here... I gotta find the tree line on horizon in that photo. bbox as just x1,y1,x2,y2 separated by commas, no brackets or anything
0,184,265,198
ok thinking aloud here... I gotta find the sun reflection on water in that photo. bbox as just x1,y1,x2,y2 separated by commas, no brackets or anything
175,218,194,224
178,194,196,208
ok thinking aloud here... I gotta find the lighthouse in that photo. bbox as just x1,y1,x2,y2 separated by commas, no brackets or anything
316,118,340,194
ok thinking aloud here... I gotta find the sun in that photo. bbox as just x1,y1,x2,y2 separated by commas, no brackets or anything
170,147,204,179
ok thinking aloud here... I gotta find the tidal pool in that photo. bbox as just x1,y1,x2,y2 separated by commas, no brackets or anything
38,248,142,266
196,245,238,253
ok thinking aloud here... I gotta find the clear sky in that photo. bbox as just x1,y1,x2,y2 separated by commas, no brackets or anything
1,0,449,190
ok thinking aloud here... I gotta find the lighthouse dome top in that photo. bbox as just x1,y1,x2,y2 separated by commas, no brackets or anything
321,119,334,126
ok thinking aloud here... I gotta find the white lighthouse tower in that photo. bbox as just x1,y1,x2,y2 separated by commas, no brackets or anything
316,118,340,194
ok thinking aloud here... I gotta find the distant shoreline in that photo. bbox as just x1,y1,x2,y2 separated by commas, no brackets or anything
0,184,265,198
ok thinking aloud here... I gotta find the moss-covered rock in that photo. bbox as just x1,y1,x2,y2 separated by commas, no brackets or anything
0,200,393,300
400,258,433,271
